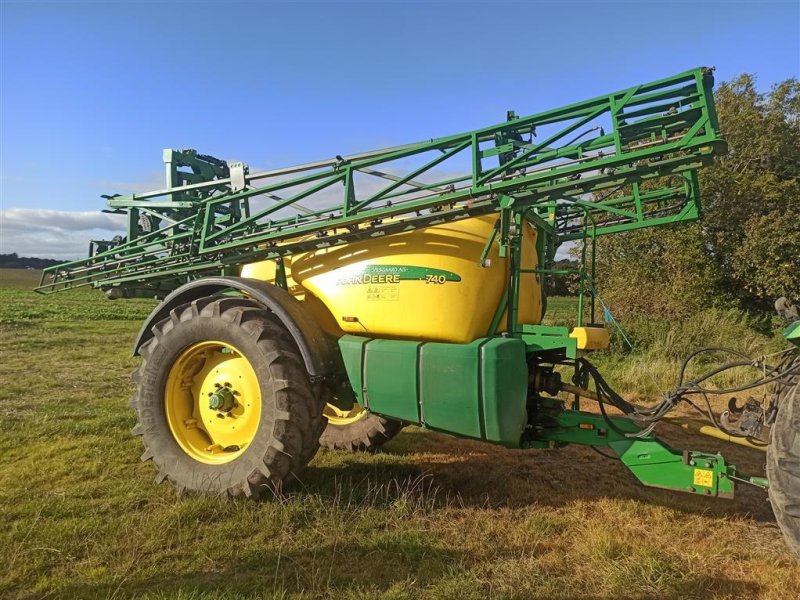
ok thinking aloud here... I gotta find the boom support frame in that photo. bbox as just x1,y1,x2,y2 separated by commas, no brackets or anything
38,67,725,296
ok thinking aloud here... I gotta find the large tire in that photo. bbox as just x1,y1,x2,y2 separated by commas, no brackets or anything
319,406,404,452
767,354,800,558
130,297,326,497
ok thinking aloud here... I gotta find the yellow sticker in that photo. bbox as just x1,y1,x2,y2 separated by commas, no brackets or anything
693,468,714,488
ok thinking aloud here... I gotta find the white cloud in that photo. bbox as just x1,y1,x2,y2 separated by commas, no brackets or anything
555,240,577,261
2,208,127,232
0,203,582,263
1,153,565,261
0,208,126,259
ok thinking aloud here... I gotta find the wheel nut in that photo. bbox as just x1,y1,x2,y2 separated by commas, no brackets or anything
208,386,236,412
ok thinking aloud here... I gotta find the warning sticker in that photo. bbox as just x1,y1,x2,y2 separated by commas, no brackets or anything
366,285,400,301
693,468,714,488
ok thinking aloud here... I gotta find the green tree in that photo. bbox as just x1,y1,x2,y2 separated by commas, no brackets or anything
594,74,800,318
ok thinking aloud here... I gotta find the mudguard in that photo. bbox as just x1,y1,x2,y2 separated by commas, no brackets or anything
132,277,341,378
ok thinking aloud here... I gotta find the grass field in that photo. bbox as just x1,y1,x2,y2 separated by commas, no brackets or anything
1,268,798,599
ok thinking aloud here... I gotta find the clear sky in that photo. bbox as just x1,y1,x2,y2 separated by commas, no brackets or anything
1,0,798,258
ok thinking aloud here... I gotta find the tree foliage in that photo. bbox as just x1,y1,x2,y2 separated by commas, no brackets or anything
594,74,799,318
545,259,581,296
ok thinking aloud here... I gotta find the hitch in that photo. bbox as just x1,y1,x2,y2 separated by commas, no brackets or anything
720,397,766,438
526,397,769,499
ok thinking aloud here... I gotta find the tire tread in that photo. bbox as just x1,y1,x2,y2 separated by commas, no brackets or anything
767,356,800,558
130,297,326,498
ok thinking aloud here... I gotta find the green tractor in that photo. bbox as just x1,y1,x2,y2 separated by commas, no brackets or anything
38,67,800,557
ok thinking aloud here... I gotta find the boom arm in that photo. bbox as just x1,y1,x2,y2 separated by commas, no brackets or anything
38,66,726,295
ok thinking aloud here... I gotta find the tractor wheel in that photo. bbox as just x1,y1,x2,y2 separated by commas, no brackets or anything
130,297,326,497
767,354,800,558
319,403,404,452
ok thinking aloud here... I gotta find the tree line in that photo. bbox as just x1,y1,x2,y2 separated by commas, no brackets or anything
593,74,799,318
0,253,63,270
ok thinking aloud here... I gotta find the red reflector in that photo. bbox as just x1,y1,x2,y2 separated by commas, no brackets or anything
579,423,595,430
342,316,358,322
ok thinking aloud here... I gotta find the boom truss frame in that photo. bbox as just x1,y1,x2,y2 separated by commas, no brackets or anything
38,67,725,296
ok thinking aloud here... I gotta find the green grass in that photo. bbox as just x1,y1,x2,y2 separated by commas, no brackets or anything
543,296,786,399
1,269,798,599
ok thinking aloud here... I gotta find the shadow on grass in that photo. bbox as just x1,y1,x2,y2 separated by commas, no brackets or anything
50,571,762,600
48,539,762,600
49,536,462,599
298,426,776,524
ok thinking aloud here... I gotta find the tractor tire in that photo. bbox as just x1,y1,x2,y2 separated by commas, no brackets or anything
767,354,800,558
319,407,404,452
130,297,326,497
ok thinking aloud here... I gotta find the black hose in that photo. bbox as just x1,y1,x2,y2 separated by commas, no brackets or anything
574,347,800,438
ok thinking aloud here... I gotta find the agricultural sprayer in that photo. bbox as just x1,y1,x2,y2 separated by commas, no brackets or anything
37,67,800,556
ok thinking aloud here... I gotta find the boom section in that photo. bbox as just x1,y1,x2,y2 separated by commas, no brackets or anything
39,66,725,294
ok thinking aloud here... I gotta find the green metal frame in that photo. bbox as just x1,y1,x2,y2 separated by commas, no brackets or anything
527,408,735,497
526,399,767,497
38,67,725,296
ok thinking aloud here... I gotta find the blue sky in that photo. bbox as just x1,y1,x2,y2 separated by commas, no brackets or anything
1,0,798,257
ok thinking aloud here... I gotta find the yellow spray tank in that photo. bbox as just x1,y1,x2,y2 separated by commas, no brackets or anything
241,214,544,343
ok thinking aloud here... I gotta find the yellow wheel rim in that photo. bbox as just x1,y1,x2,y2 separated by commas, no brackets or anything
323,402,367,426
165,341,261,464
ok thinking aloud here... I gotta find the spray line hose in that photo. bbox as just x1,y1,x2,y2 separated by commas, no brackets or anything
562,347,800,444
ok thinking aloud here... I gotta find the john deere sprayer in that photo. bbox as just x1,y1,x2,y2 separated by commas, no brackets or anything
37,67,800,556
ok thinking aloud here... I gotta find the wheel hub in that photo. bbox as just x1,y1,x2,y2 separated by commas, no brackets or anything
165,341,262,464
323,402,368,426
208,384,237,412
